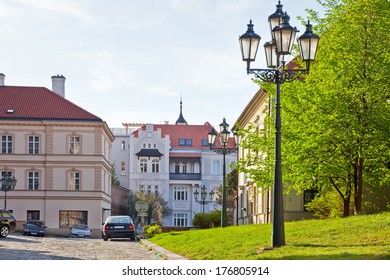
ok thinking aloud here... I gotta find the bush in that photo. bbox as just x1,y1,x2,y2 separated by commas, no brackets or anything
192,210,221,229
305,190,343,219
144,224,162,238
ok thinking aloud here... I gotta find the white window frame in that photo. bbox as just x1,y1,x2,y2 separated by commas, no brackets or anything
69,136,81,154
1,135,13,154
173,213,188,227
28,135,40,154
212,160,221,175
140,158,147,173
28,171,39,190
174,186,188,201
152,158,159,173
68,172,80,190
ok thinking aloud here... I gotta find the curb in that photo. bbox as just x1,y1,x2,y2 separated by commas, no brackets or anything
140,239,188,260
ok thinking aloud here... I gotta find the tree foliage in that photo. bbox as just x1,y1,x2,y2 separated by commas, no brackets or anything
236,0,390,217
111,162,121,187
216,167,238,225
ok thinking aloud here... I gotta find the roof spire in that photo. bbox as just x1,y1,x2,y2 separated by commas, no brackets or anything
175,94,188,125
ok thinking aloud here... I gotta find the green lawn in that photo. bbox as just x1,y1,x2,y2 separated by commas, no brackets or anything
148,212,390,260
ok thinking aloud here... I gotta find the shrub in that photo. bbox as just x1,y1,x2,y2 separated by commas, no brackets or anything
192,210,221,229
144,224,162,238
305,190,343,219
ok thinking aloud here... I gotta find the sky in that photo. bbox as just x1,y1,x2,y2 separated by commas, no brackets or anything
0,0,325,130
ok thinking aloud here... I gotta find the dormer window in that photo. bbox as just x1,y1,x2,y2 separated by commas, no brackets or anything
179,138,192,146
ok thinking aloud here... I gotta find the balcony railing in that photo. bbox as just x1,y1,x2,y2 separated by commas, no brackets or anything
169,173,201,180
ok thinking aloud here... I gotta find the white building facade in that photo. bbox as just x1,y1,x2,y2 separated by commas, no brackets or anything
112,108,237,227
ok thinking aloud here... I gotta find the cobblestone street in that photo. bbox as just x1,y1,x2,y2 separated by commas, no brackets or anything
0,233,182,260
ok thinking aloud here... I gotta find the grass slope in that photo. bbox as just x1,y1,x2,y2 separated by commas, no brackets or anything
148,212,390,260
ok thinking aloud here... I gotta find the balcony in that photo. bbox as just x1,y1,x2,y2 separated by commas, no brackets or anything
169,173,201,180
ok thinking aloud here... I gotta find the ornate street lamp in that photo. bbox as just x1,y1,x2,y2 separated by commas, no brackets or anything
1,175,17,209
239,1,319,247
208,118,240,227
194,185,215,213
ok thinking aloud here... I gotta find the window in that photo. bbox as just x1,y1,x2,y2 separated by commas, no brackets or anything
140,159,147,172
152,159,159,173
147,185,152,195
28,171,39,190
173,213,188,227
202,139,209,146
174,186,188,201
121,141,126,150
2,135,12,154
121,161,126,176
69,136,80,154
27,210,40,220
1,171,12,178
154,185,159,196
179,139,192,146
29,136,40,154
212,160,220,175
175,163,180,173
69,172,80,190
59,210,88,228
139,185,145,193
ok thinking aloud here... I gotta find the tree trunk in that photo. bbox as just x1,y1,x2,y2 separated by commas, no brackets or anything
330,177,351,217
343,198,350,217
354,157,364,214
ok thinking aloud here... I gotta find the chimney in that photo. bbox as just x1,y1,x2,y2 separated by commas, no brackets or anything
0,73,5,86
51,74,66,97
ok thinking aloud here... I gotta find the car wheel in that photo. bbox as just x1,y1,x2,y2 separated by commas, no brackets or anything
0,225,9,237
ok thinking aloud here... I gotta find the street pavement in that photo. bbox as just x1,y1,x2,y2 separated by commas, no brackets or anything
0,233,185,260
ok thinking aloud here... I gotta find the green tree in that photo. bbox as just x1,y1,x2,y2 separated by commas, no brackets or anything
216,167,238,225
283,0,390,216
111,162,121,187
236,0,390,217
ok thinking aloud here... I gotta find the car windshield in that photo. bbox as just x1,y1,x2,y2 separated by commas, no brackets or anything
73,224,88,230
107,216,131,224
27,221,44,227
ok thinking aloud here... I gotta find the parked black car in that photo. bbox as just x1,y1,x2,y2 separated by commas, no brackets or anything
23,220,47,237
102,215,136,241
0,209,16,238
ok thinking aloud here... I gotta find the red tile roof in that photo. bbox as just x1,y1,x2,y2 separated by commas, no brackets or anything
134,122,237,149
0,86,102,121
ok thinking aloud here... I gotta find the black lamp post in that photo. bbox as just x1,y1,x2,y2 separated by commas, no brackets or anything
1,175,17,210
239,1,319,247
208,118,240,227
194,185,215,213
